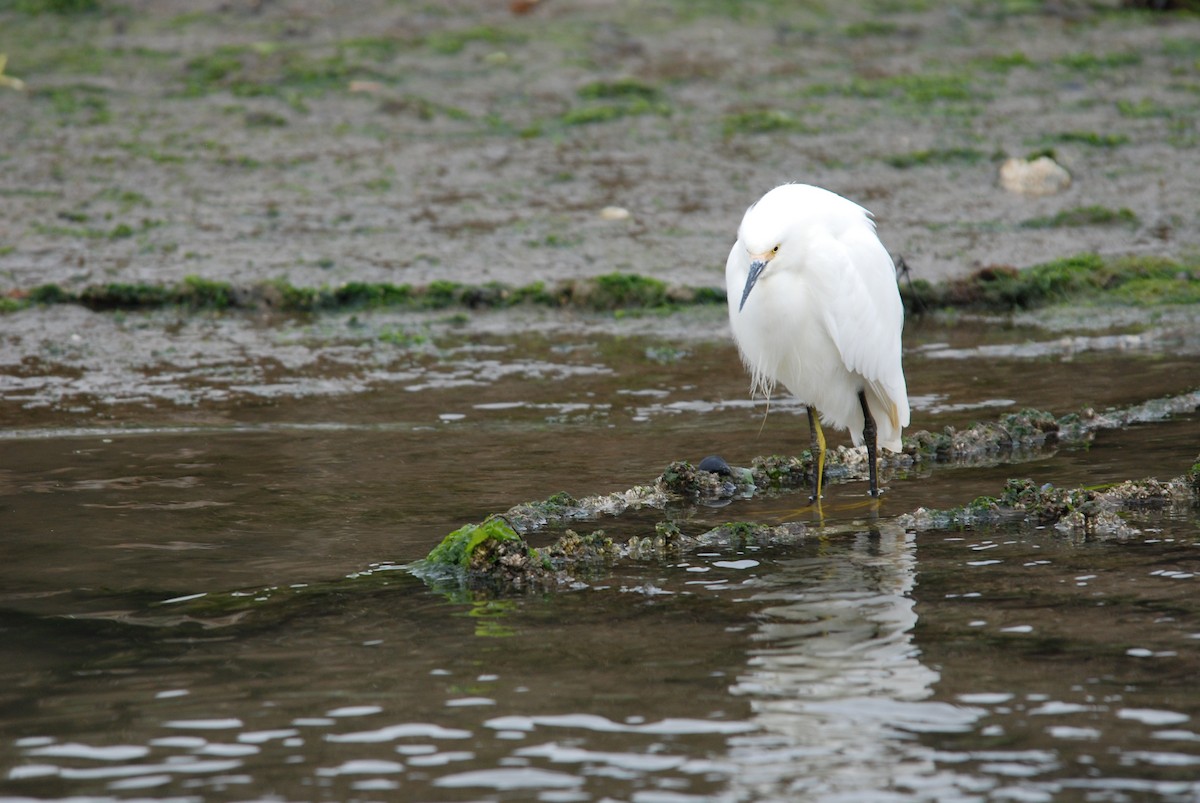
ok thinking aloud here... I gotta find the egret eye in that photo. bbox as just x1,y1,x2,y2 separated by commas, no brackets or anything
772,245,780,254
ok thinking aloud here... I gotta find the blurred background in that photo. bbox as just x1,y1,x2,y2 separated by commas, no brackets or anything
2,0,1197,298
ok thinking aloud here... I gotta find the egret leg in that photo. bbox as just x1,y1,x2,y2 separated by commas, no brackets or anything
858,390,879,497
807,407,826,503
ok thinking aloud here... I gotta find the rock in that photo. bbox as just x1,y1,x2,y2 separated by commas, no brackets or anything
697,455,733,476
599,206,631,221
999,156,1071,196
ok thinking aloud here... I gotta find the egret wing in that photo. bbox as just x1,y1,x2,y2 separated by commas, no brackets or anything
814,224,910,430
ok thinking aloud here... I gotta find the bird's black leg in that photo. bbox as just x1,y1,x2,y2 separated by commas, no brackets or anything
807,406,826,503
858,390,879,497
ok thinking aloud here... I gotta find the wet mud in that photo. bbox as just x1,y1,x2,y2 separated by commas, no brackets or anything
3,1,1200,298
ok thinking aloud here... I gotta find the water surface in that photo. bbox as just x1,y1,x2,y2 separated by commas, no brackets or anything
2,307,1199,801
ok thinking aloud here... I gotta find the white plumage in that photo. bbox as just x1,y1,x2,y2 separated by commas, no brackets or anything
726,183,910,496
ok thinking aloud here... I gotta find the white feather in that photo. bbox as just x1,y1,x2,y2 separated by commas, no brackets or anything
726,183,910,452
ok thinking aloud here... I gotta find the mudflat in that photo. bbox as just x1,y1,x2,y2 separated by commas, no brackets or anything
1,1,1197,297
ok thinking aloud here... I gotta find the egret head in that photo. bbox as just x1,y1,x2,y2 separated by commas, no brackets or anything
736,191,794,312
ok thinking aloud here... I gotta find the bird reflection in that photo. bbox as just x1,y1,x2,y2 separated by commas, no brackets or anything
724,526,983,799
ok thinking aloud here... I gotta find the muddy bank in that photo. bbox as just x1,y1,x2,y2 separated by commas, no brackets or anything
2,251,1197,316
2,1,1199,298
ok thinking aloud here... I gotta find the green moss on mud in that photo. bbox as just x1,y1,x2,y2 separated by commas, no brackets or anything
1,254,1194,316
424,25,520,56
181,42,389,99
1044,130,1130,148
1021,205,1139,229
722,109,813,137
558,79,670,127
337,281,412,307
37,84,111,124
588,273,670,308
426,517,526,570
561,98,669,126
28,283,73,304
809,73,975,106
422,515,621,594
180,275,231,308
902,253,1200,313
902,471,1194,536
8,0,99,13
578,78,660,101
78,282,171,308
885,147,987,169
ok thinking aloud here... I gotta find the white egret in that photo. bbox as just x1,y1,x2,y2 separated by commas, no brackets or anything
726,183,909,499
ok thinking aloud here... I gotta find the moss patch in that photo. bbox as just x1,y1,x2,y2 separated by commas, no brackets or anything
426,517,527,570
180,41,393,99
424,25,521,56
901,472,1195,537
809,73,975,106
1043,130,1130,148
0,273,727,315
722,109,814,137
577,78,660,102
9,0,100,13
587,273,669,308
902,253,1200,313
420,516,618,594
2,254,1195,317
884,147,988,169
1021,205,1139,229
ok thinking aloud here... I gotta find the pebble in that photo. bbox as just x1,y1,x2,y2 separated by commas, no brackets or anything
999,156,1071,196
599,206,631,221
697,455,733,476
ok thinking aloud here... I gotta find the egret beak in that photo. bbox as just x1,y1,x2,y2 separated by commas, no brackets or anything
738,259,768,312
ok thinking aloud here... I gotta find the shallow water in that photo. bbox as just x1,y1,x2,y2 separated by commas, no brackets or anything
1,307,1199,801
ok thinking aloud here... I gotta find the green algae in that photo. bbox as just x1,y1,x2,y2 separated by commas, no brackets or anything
589,273,670,307
78,282,172,308
1044,130,1130,148
577,78,660,102
426,517,526,571
180,42,390,99
902,253,1200,313
419,515,619,594
900,473,1197,536
180,275,232,309
562,79,669,127
0,275,686,314
1021,205,1139,229
27,283,71,304
8,0,99,13
721,109,814,137
560,99,669,127
424,25,520,56
0,253,1195,317
884,147,988,169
